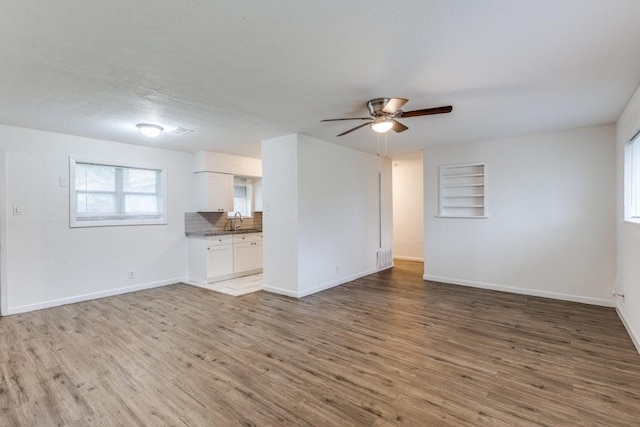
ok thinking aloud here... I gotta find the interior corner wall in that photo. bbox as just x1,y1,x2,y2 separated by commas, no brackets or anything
392,151,424,261
0,124,193,314
423,125,616,307
261,133,392,298
615,83,640,353
261,134,300,297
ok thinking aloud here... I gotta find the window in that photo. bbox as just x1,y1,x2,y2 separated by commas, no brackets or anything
70,158,166,227
626,132,640,223
229,177,252,217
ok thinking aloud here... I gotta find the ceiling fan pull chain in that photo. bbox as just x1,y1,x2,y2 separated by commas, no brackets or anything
377,133,380,157
384,133,388,158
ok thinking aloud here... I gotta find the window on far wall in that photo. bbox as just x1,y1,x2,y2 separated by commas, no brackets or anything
70,158,167,227
229,176,253,217
626,131,640,223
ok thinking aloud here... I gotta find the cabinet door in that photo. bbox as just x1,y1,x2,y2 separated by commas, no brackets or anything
206,245,233,278
255,242,263,269
198,172,234,212
212,173,234,212
233,241,255,273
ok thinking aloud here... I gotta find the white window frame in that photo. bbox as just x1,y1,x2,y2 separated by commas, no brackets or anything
69,157,168,228
228,177,253,218
625,131,640,225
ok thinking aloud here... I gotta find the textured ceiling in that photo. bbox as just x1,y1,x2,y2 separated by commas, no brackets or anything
1,0,640,158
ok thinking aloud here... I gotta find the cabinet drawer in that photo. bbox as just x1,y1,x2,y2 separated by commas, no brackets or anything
205,235,233,246
232,233,262,244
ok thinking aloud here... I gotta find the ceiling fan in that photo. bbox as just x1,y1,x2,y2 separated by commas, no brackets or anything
321,98,453,137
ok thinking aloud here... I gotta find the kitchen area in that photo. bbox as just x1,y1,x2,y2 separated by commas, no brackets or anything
185,152,264,296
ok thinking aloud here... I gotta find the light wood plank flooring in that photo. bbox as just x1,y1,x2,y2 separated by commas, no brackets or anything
1,260,639,426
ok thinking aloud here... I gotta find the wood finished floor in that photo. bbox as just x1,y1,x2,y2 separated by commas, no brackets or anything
1,261,639,426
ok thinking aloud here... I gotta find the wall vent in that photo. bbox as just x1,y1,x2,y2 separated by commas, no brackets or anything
170,127,194,136
377,248,393,270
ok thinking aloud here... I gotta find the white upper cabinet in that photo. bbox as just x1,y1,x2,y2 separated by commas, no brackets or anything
195,172,234,212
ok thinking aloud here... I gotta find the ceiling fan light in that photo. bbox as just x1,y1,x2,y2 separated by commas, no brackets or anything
371,120,393,133
136,123,164,138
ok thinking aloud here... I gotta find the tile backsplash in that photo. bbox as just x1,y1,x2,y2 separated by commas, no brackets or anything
185,212,262,234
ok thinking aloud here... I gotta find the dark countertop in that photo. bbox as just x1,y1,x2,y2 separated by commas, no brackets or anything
185,229,262,237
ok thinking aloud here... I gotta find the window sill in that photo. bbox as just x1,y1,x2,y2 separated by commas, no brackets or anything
624,219,640,227
70,218,167,228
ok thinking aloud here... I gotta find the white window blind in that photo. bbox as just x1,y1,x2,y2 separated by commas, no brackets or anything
230,177,253,217
70,158,166,227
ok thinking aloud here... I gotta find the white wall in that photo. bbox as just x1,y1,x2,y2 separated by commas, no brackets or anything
0,149,7,314
262,133,392,298
0,124,194,314
296,134,392,296
261,134,299,295
392,151,424,261
615,83,640,352
423,125,616,306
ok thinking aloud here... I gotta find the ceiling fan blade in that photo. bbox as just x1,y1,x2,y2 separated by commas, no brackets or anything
337,121,372,137
382,98,409,114
321,117,371,122
392,120,408,133
400,105,453,118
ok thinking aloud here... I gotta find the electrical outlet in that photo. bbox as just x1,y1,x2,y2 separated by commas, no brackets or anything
128,271,135,279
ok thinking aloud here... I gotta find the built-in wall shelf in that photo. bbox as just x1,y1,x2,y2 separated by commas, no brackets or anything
439,163,487,218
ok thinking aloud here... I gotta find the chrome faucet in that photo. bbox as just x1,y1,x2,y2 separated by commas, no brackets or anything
233,211,243,230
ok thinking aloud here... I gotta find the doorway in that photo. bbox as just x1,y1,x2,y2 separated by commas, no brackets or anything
391,151,424,263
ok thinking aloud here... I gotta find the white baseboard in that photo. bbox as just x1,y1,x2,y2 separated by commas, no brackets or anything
262,284,298,298
394,256,424,262
6,277,186,315
264,268,378,299
422,274,615,307
298,268,378,298
616,306,640,355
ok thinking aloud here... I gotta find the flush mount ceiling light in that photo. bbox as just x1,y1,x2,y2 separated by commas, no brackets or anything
371,118,394,133
136,123,164,138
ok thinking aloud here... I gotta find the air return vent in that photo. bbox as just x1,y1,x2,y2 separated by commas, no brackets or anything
377,249,393,270
170,127,194,136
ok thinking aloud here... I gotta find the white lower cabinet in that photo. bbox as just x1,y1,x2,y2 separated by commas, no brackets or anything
206,244,233,277
188,232,262,284
233,233,263,272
